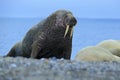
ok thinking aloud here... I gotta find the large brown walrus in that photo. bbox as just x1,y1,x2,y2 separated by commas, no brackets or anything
6,10,77,59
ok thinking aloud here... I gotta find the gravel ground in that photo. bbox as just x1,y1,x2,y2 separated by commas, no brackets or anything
0,56,120,80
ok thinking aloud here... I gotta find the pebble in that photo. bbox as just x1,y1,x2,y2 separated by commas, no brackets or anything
0,57,120,80
9,63,17,68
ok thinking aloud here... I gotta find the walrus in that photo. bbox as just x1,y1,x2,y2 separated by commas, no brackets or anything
75,46,120,62
97,40,120,57
6,10,77,59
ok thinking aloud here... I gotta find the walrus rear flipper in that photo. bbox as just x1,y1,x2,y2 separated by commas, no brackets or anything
5,47,16,57
5,42,23,57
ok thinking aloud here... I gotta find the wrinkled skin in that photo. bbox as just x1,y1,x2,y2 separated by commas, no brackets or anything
6,10,77,59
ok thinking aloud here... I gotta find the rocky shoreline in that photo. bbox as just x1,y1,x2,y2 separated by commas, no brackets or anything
0,56,120,80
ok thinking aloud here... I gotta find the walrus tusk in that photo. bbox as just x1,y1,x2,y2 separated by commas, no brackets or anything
70,27,74,38
64,25,69,38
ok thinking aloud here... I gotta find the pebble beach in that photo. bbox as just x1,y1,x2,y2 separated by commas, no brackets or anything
0,56,120,80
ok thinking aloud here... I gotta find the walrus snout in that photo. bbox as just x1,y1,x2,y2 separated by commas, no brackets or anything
65,13,77,27
68,16,77,27
64,13,77,38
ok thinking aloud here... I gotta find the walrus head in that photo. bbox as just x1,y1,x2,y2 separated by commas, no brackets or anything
45,10,77,38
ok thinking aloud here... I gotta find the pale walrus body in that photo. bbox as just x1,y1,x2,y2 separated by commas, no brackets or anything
6,10,77,59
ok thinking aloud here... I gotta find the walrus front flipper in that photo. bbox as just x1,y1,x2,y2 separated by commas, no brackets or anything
31,48,42,59
31,41,42,59
30,41,50,59
63,51,71,59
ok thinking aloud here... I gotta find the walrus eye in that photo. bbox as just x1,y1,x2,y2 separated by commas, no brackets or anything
65,13,77,26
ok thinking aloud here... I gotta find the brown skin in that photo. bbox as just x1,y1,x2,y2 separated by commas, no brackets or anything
6,10,77,59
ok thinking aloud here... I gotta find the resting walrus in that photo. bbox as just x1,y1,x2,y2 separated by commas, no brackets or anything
6,10,77,59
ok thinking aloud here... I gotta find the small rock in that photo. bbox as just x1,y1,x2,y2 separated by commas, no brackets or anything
9,63,17,68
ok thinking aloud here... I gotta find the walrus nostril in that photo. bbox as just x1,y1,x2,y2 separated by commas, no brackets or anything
65,13,77,26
